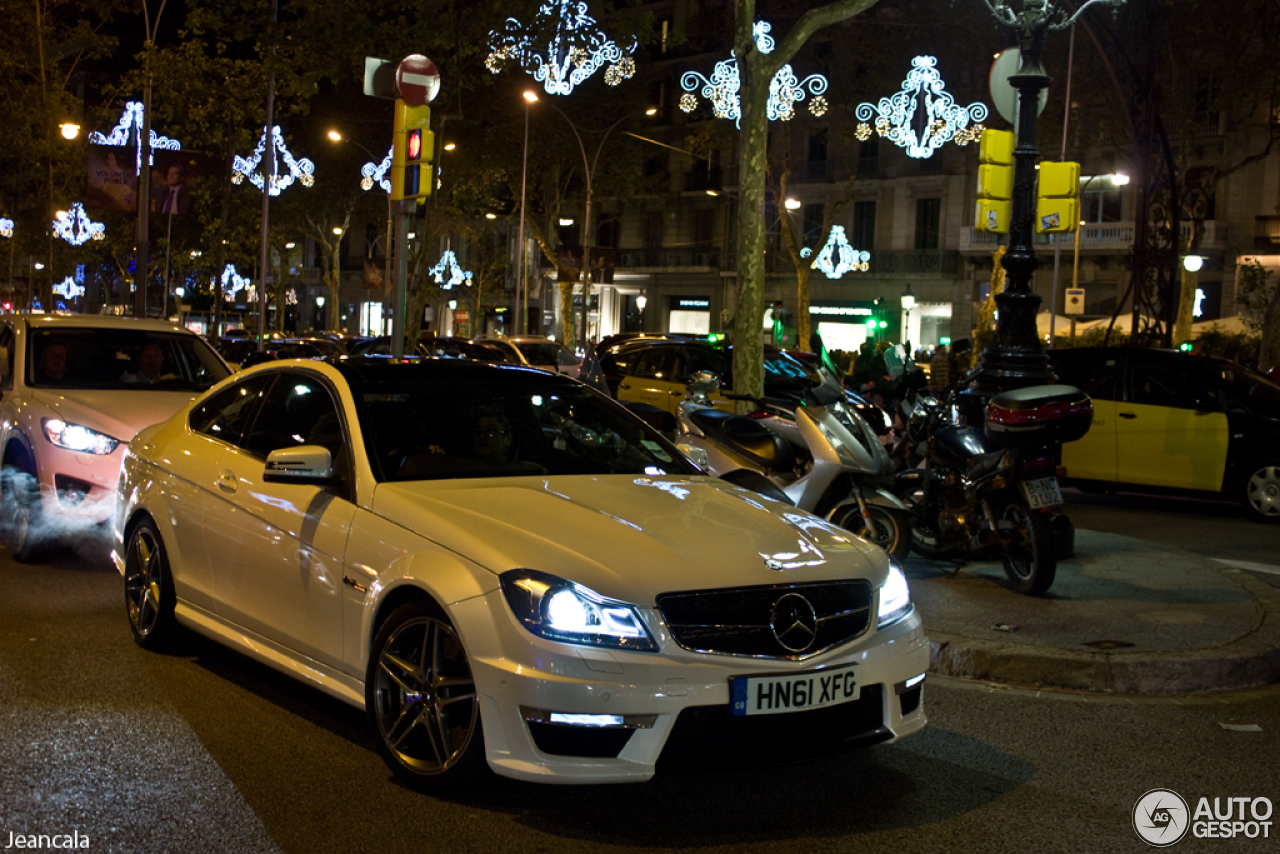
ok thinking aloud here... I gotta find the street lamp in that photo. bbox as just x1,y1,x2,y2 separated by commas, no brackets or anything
59,123,80,140
970,0,1126,403
901,284,916,346
517,91,538,335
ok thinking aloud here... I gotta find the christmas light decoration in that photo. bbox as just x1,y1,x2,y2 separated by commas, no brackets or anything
0,218,13,238
232,127,316,195
487,1,637,96
429,250,473,290
88,101,182,173
219,264,251,302
804,226,870,278
679,21,827,126
53,277,85,299
286,288,298,306
855,56,987,159
52,203,106,246
361,147,394,193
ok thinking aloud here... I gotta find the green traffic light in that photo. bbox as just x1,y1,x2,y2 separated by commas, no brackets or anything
1179,340,1194,352
879,320,888,329
865,319,876,328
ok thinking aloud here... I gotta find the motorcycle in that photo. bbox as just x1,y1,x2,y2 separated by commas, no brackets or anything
676,371,913,561
893,382,1092,595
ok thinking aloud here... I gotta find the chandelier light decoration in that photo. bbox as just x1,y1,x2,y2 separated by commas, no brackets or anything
429,250,474,290
801,226,870,278
486,1,637,96
219,264,251,302
52,203,106,246
0,217,13,238
232,127,316,196
53,277,86,300
361,147,394,193
855,56,987,158
88,101,182,174
680,22,828,126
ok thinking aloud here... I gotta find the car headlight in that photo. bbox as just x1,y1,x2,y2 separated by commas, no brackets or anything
877,561,912,628
42,419,121,455
500,569,658,652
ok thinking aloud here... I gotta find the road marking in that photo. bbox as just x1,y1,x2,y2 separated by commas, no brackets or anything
1213,558,1280,576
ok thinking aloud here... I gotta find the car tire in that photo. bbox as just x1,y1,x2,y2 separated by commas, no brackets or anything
1241,460,1280,523
1,459,46,563
124,518,180,650
365,601,487,790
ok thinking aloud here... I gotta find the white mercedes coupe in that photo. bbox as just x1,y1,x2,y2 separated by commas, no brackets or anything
114,358,928,789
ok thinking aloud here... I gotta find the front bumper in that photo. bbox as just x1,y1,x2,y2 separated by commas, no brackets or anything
34,443,125,527
449,594,929,784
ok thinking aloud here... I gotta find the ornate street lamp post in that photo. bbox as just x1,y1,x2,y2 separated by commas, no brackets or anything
971,0,1124,400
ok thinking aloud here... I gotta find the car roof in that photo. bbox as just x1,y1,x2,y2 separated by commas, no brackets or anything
18,313,200,335
321,356,580,389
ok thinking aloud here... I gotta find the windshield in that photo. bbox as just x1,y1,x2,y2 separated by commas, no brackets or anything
356,375,700,481
514,340,580,368
28,327,230,391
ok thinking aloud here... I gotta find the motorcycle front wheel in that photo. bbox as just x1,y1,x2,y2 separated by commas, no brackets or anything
1000,502,1057,595
831,503,911,563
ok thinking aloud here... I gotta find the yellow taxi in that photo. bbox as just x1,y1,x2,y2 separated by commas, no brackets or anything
1047,347,1280,521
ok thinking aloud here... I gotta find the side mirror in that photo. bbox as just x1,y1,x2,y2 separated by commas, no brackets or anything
676,443,710,469
263,445,341,486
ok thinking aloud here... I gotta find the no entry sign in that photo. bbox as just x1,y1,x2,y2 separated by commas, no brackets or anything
396,55,441,107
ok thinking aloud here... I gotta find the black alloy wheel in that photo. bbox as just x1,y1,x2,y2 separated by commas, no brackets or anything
124,518,179,649
365,601,486,789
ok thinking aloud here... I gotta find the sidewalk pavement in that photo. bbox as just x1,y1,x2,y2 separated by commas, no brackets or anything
906,529,1280,696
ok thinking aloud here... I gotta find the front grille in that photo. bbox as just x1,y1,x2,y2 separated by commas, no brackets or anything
656,580,873,659
656,684,887,773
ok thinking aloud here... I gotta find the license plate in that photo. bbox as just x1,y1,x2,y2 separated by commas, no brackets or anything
730,664,859,717
1021,476,1063,509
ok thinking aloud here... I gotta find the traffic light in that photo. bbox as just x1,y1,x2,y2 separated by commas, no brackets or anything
975,129,1013,234
1179,340,1194,353
392,100,434,202
1036,161,1080,233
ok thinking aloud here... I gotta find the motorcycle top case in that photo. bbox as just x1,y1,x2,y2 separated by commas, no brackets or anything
985,384,1093,449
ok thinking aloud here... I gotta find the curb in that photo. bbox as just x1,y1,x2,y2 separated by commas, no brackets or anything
926,569,1280,695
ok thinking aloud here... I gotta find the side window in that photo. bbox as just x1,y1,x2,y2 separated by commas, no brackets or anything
190,375,274,448
241,373,345,460
632,349,678,380
1052,352,1118,401
0,324,13,389
684,347,727,384
1129,359,1219,410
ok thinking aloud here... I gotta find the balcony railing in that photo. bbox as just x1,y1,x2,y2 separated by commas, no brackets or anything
617,248,720,269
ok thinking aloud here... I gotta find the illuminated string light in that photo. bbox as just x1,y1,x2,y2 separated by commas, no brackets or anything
232,126,316,195
286,288,298,306
361,147,394,193
487,1,637,96
429,250,473,290
0,218,13,238
855,56,987,159
53,277,86,299
87,101,182,174
805,226,870,278
52,203,106,246
679,21,827,126
219,264,251,302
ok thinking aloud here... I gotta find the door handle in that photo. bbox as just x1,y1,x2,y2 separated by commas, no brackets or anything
216,470,238,493
620,383,631,390
1118,412,1137,419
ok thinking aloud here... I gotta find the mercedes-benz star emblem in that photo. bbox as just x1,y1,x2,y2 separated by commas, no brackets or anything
770,593,818,653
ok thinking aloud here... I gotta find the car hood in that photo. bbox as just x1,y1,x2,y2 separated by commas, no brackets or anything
30,388,199,443
372,475,885,603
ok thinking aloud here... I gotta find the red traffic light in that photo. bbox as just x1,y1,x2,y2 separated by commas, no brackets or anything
406,129,422,162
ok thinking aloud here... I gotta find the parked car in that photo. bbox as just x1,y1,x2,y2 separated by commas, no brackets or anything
115,358,928,788
239,341,326,369
286,336,348,358
475,335,581,375
348,333,434,358
0,314,231,560
423,337,516,363
600,338,817,415
1048,347,1280,521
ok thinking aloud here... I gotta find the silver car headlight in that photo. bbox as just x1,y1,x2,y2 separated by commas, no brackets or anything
42,419,121,455
500,569,658,652
877,561,912,628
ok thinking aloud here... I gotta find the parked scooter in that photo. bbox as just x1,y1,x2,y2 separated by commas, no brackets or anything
892,381,1092,595
677,371,912,561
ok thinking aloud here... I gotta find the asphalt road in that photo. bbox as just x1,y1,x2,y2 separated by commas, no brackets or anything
1,502,1277,854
